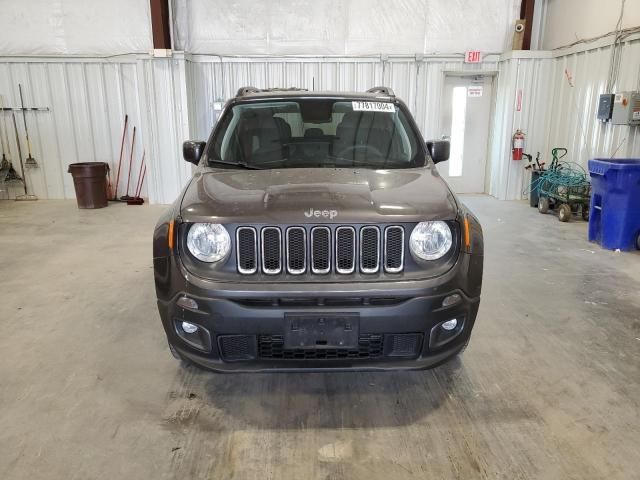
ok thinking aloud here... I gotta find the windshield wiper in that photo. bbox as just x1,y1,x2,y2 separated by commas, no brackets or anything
208,159,263,170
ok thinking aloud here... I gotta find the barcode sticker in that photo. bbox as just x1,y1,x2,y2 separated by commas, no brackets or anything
352,101,395,112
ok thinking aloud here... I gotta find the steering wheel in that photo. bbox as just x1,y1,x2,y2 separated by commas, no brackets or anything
337,144,383,160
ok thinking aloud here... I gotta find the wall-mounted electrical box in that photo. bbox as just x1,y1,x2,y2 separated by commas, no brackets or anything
612,91,640,125
597,94,615,122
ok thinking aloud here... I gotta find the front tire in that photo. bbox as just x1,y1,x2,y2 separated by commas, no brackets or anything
558,204,572,222
538,197,549,214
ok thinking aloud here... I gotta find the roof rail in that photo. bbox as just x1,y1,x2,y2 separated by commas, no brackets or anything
366,86,395,97
236,86,261,97
260,87,309,94
235,86,309,97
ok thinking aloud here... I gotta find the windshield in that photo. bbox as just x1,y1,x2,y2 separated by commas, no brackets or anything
208,99,424,170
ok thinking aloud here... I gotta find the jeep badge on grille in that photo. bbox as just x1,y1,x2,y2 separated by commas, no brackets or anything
304,208,338,219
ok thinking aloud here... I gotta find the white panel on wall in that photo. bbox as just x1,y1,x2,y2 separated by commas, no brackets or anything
0,55,191,204
138,56,192,205
541,0,640,50
174,0,520,55
0,0,152,55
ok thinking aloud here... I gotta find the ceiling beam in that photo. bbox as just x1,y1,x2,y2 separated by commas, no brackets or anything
520,0,535,50
150,0,171,49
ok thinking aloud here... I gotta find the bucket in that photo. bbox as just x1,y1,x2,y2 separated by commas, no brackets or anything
68,162,109,209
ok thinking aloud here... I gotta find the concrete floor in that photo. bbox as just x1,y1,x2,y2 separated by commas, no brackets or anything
0,195,639,480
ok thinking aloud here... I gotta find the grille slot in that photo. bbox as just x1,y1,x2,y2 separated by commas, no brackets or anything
236,227,257,274
259,334,383,360
286,227,306,274
311,227,331,274
261,227,282,274
335,226,356,274
384,226,404,273
383,333,423,358
360,226,380,273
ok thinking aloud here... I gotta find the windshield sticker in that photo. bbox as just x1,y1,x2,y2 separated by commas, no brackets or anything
352,101,396,113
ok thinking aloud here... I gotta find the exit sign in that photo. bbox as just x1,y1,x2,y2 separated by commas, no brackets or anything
465,51,483,63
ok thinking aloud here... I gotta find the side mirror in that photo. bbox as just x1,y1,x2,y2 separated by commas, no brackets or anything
426,140,450,164
183,141,206,165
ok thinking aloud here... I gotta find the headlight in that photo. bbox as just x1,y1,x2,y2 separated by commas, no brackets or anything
186,223,231,262
409,221,452,261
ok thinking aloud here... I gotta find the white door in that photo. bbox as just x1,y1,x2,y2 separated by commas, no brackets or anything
437,75,493,193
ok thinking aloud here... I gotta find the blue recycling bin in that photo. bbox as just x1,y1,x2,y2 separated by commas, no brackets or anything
588,158,640,250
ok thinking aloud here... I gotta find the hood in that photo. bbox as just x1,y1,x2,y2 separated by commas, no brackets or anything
180,167,458,224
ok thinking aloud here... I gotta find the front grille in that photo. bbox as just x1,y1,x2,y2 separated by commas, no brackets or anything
231,296,410,308
236,225,405,275
384,226,404,273
261,227,282,274
335,227,356,274
219,335,257,361
383,333,422,358
258,334,383,359
236,227,257,274
286,227,306,274
360,226,380,273
311,227,331,274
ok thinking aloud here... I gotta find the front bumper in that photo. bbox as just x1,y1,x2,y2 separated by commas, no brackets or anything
155,251,482,372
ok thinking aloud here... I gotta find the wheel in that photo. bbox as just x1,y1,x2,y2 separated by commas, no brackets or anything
558,204,572,222
538,197,549,214
581,206,590,221
636,233,640,250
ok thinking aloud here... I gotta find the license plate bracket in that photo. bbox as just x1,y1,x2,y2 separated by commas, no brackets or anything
284,313,360,349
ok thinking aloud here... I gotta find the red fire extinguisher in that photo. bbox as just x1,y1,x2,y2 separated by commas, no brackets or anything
512,129,525,161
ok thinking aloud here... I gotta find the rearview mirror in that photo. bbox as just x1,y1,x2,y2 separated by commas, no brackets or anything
426,140,450,164
183,141,206,165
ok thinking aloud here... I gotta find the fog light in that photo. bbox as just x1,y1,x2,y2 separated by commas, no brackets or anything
442,294,461,307
177,296,199,310
181,321,199,334
441,319,458,331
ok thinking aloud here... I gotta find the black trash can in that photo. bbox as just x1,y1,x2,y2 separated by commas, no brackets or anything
529,171,542,207
68,162,109,209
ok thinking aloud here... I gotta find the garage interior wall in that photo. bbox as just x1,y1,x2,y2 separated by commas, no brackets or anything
0,0,519,204
0,0,637,204
539,0,640,50
489,0,640,200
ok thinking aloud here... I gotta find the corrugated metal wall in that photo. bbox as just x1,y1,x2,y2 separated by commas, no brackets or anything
0,55,191,204
490,35,640,200
3,38,637,204
1,53,499,204
185,55,500,143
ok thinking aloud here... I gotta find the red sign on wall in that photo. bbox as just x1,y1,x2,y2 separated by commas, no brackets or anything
465,51,483,63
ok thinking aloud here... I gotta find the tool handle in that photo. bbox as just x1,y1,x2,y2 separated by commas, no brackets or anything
18,84,33,156
125,126,136,196
136,165,147,198
114,115,129,199
134,151,145,197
